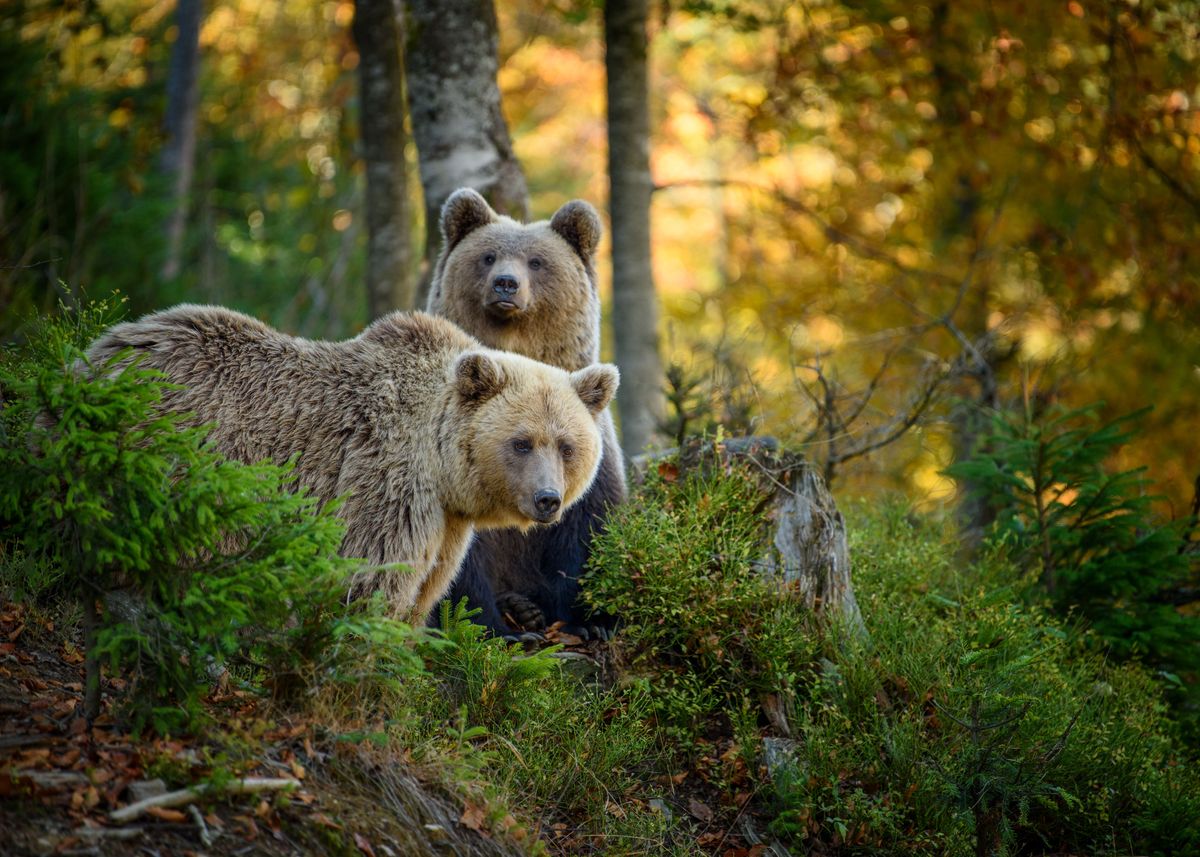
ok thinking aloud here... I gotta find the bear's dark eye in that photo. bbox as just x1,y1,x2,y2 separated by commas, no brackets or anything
483,252,497,266
559,442,574,460
529,257,543,271
512,438,533,455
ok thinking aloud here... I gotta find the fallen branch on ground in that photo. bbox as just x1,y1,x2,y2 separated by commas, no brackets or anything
109,776,300,823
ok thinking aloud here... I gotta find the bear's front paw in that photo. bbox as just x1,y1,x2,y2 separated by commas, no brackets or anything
559,622,613,642
496,591,546,632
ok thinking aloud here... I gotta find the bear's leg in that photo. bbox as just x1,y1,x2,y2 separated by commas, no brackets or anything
412,520,475,623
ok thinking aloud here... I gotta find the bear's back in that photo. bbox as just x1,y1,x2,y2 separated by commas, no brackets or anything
87,306,474,502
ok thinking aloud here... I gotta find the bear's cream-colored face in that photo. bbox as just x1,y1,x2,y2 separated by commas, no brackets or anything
452,351,618,530
430,189,602,370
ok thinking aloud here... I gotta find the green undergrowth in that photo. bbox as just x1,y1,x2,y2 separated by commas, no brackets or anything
803,503,1200,855
581,448,1198,856
584,458,819,748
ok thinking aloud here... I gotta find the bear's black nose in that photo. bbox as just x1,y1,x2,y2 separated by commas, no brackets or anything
533,489,561,518
492,275,519,297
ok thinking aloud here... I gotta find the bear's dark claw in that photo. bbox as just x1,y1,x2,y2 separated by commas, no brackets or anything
496,591,546,632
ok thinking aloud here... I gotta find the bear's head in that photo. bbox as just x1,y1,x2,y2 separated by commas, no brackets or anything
449,349,618,530
428,188,603,372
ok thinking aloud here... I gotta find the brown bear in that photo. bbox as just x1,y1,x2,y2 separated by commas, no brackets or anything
86,304,618,623
426,188,626,638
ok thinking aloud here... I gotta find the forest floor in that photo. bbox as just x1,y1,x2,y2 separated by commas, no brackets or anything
0,600,511,857
0,600,774,857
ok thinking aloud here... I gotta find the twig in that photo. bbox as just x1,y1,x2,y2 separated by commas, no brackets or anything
3,769,89,788
71,826,145,841
188,803,213,847
109,777,299,823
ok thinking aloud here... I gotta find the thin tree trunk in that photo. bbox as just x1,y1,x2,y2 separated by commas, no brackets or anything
159,0,203,282
404,0,529,307
606,0,663,457
354,0,415,317
928,0,1000,547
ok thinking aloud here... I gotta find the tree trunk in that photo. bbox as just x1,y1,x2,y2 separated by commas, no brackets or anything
928,0,1001,549
605,0,664,458
159,0,203,282
974,799,1004,857
632,437,865,637
354,0,415,317
403,0,529,307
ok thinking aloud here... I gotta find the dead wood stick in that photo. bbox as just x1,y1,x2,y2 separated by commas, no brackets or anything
109,776,299,823
72,826,145,840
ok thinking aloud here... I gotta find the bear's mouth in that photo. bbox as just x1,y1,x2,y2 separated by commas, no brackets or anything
485,299,525,320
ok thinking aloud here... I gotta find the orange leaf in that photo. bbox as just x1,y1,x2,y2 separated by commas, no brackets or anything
146,806,187,822
658,461,680,482
604,800,627,819
459,801,486,832
353,831,377,857
688,797,713,823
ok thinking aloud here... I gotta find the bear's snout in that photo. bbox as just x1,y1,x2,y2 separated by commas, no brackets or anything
533,488,562,522
485,263,531,318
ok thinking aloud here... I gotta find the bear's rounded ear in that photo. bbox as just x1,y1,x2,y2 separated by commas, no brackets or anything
550,200,602,262
453,351,507,404
441,188,497,252
570,363,619,416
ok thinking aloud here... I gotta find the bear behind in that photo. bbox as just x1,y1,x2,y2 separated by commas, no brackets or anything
427,189,627,636
86,305,618,622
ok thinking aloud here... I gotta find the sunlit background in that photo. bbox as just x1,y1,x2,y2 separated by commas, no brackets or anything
2,0,1197,510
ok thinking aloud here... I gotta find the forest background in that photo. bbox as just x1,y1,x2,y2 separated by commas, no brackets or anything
3,0,1197,515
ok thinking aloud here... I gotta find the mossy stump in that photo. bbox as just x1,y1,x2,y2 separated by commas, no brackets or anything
632,436,864,639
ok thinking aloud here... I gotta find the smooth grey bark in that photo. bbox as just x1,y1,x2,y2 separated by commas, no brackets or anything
605,0,664,457
354,0,415,316
404,0,529,306
159,0,203,282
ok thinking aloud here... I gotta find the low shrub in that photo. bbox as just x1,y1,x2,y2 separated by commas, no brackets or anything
946,403,1199,705
584,451,819,744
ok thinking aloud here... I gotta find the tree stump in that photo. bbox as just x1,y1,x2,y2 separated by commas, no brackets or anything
633,436,865,638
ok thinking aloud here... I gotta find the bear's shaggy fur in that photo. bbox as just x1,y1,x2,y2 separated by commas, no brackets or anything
426,189,627,636
86,305,618,622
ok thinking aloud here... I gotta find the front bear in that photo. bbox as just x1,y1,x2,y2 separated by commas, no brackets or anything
427,188,627,637
86,305,618,622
